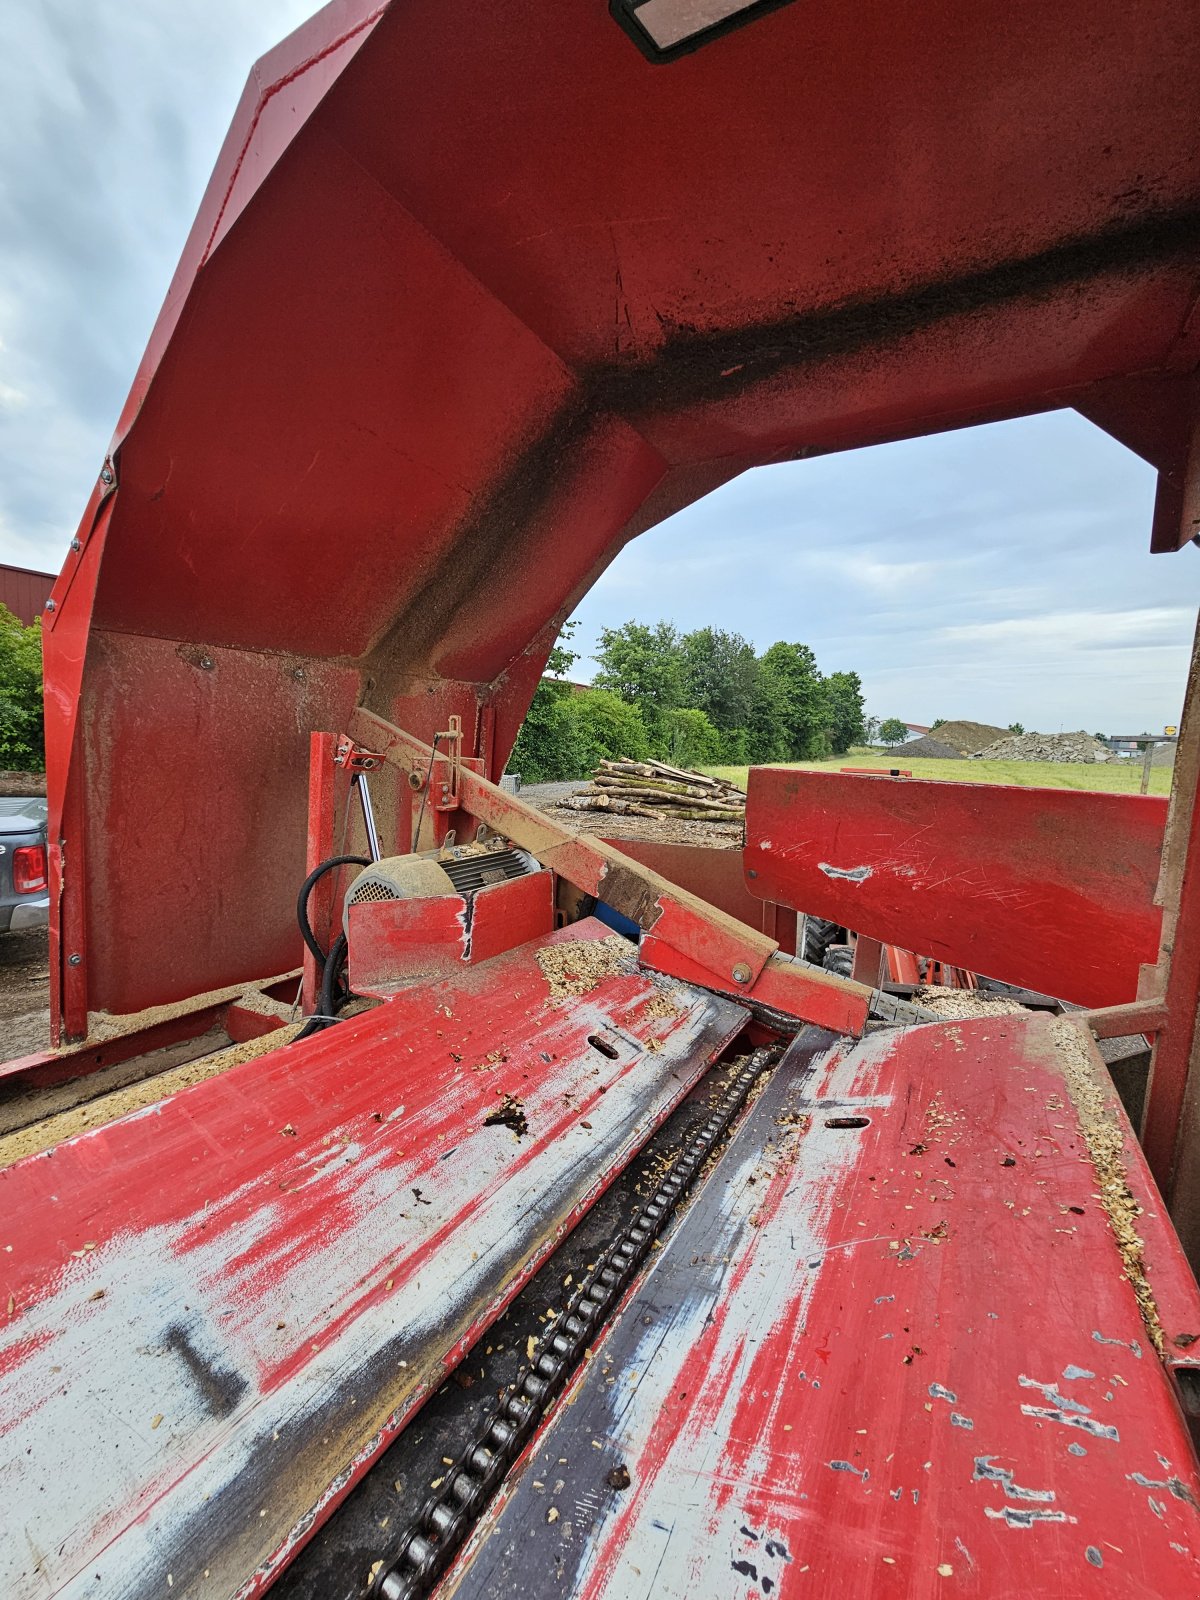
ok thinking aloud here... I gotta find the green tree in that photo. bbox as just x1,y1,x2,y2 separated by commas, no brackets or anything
718,726,749,764
823,670,866,755
679,627,758,732
931,718,945,731
592,621,685,753
1007,722,1025,735
508,622,585,782
879,717,907,748
754,641,827,760
0,606,44,772
747,654,793,764
661,707,721,769
544,619,579,680
566,689,651,770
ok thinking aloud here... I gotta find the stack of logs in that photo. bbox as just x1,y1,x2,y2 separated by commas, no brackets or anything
557,759,746,821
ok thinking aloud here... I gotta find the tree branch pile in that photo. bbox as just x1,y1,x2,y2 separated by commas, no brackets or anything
555,759,746,821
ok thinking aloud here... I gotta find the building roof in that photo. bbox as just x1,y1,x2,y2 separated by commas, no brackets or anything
0,563,56,626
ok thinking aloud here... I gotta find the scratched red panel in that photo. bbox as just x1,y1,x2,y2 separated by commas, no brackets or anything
348,872,556,994
0,922,747,1599
745,770,1168,1007
446,1014,1200,1600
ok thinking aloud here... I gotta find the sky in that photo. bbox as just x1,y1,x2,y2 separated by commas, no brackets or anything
1,1,1196,736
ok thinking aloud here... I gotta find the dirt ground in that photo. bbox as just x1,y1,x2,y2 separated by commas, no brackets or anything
0,926,51,1057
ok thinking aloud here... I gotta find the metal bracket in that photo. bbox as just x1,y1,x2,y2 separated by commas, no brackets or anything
334,737,383,773
433,714,463,813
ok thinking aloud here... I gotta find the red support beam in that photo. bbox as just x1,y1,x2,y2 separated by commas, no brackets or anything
349,707,872,1035
303,732,339,1015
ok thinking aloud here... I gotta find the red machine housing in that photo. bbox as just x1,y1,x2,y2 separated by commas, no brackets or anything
6,3,1200,1598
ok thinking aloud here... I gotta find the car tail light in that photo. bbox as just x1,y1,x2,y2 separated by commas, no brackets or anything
13,844,47,894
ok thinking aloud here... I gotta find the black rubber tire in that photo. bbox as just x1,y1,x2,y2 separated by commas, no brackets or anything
823,943,854,979
803,916,841,965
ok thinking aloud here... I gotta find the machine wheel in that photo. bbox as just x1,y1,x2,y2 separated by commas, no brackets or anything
823,943,854,979
803,916,841,965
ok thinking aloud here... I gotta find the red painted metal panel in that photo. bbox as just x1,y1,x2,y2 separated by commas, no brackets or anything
447,1014,1200,1599
349,891,470,991
468,870,556,965
0,922,747,1599
348,873,555,994
746,769,1167,1007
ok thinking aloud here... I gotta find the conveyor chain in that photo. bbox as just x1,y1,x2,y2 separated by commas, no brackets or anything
370,1044,780,1599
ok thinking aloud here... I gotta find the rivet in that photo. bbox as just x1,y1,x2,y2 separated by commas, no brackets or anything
70,539,81,553
747,868,757,879
68,953,82,967
732,962,752,985
100,466,114,485
199,655,213,670
44,599,56,612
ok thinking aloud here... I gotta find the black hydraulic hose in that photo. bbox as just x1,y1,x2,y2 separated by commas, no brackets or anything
295,856,369,1040
297,854,371,966
295,933,353,1041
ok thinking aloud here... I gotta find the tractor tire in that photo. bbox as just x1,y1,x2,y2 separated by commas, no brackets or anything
803,916,841,965
823,944,854,979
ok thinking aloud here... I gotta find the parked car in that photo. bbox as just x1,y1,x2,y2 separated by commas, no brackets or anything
0,795,49,933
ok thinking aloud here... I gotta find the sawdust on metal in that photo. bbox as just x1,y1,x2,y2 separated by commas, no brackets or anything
0,1025,302,1169
535,935,636,1002
85,969,300,1042
1051,1016,1166,1355
915,985,1029,1020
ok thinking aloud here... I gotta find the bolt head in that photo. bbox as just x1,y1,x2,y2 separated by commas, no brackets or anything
44,599,55,612
732,962,752,985
68,953,82,967
199,655,213,670
70,538,81,553
100,467,114,485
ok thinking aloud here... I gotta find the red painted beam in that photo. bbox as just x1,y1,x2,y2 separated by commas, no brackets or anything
746,769,1167,1008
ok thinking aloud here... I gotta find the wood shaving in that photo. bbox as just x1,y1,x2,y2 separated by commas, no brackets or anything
535,935,635,1001
916,986,1028,1021
1051,1016,1165,1354
640,987,685,1022
0,1025,302,1170
85,970,300,1042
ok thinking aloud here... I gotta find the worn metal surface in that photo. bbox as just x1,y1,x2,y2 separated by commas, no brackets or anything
376,1046,781,1600
40,0,1200,1020
446,1014,1200,1599
347,871,555,995
0,922,747,1599
746,769,1168,1008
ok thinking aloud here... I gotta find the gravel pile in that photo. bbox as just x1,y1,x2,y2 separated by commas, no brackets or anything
927,720,1008,754
970,730,1111,763
899,736,964,760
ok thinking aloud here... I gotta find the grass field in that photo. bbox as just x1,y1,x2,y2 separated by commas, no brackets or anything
705,753,1173,795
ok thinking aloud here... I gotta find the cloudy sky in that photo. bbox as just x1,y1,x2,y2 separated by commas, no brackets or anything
1,1,1195,735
